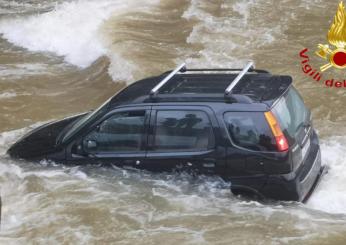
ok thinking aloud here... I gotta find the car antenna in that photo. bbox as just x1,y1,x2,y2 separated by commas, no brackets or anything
150,63,186,98
224,61,254,99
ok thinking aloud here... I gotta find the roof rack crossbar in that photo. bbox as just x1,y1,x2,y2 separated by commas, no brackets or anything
224,61,254,96
180,68,268,73
150,63,186,98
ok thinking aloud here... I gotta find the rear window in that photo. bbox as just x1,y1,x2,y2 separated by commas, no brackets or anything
272,87,308,141
224,112,277,151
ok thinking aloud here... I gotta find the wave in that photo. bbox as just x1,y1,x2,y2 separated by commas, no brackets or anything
307,136,346,214
0,0,159,81
182,0,285,68
0,0,287,82
0,0,60,15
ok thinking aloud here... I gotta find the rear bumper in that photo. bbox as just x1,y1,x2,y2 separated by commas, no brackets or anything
261,147,326,202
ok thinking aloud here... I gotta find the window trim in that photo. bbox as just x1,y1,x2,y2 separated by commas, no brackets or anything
73,107,151,155
222,111,280,153
271,87,309,144
149,108,216,153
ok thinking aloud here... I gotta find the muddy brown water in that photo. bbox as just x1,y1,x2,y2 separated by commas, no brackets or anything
0,0,346,244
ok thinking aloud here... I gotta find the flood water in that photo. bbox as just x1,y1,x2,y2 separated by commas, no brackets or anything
0,0,346,244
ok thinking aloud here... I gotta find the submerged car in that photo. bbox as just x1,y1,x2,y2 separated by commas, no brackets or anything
8,62,327,202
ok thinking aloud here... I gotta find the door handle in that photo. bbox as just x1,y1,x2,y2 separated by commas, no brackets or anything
123,160,141,165
203,162,216,168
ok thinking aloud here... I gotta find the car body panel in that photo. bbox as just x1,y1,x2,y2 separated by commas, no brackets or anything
7,113,85,160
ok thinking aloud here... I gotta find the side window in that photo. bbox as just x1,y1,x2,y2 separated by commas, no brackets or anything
224,112,277,151
153,110,213,151
83,110,145,153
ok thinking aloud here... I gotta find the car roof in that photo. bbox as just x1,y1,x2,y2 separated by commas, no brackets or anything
109,71,292,111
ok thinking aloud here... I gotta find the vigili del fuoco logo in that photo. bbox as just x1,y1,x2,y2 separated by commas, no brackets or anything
299,1,346,87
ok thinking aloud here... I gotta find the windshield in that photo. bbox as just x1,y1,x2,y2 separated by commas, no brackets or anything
62,98,112,143
272,87,309,142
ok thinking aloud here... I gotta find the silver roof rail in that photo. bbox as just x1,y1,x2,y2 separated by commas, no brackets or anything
150,63,186,98
224,61,254,97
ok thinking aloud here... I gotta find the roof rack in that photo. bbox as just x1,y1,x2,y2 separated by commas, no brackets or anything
150,61,257,101
224,61,254,98
150,63,186,98
180,68,268,74
159,66,269,76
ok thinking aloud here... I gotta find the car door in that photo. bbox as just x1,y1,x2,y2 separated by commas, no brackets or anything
144,105,223,174
67,106,151,168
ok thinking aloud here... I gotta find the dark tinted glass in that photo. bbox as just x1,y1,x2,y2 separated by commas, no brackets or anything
154,110,213,151
272,87,308,140
63,97,111,143
224,112,277,151
83,111,145,153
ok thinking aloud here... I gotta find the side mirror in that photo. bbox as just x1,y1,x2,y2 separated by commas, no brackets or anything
72,141,87,156
83,140,98,150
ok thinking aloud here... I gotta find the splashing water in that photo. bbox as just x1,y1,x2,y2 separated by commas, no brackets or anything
0,0,346,244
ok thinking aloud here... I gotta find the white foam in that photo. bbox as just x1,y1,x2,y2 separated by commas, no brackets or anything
0,63,61,79
306,137,346,214
0,0,158,81
232,0,254,21
0,91,16,99
0,0,57,15
181,0,283,68
0,1,113,68
107,52,136,83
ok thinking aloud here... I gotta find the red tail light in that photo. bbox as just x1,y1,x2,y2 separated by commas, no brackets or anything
264,111,289,152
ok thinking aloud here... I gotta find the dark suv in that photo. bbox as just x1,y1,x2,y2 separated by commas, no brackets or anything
8,62,327,202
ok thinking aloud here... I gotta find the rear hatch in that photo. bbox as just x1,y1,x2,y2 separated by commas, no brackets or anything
271,86,313,170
